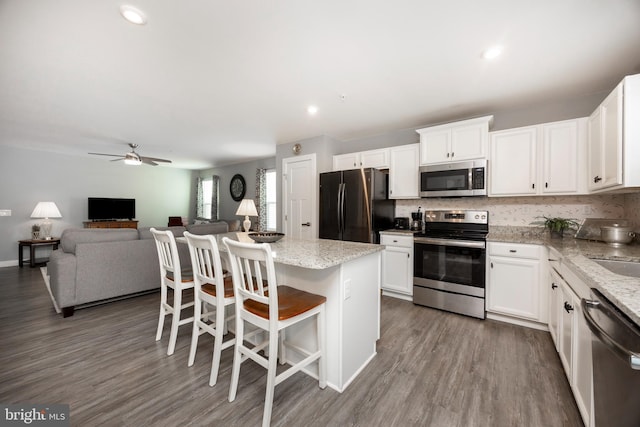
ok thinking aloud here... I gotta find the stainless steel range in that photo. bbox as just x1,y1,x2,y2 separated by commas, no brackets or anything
413,210,488,319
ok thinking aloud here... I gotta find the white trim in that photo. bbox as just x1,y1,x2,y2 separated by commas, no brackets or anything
0,260,19,268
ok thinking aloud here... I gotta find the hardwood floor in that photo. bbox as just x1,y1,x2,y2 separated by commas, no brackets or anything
0,266,583,426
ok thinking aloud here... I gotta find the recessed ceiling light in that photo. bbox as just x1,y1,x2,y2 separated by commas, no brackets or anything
120,5,147,25
482,46,503,60
307,105,318,115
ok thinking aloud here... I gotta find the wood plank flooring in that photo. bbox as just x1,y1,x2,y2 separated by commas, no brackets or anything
0,266,583,426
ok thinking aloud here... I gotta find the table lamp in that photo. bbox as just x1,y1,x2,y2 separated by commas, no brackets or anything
31,202,62,240
236,199,258,232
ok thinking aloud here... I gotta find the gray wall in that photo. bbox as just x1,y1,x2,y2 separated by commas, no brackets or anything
193,157,276,226
0,145,192,266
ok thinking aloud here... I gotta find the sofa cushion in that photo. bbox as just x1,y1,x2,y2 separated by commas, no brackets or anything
60,228,139,254
186,222,229,235
138,226,187,240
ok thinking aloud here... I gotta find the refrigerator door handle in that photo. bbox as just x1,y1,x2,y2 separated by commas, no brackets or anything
336,183,342,235
340,183,346,236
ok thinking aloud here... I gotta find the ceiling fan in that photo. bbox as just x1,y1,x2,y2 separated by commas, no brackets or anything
88,143,172,166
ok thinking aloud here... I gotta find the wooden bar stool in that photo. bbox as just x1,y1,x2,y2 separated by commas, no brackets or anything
150,228,195,356
222,237,327,427
183,231,236,386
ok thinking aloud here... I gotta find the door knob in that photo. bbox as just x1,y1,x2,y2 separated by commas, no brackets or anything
301,222,311,226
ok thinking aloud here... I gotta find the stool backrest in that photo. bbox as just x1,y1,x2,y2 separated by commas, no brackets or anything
150,227,184,283
183,231,225,293
222,238,277,320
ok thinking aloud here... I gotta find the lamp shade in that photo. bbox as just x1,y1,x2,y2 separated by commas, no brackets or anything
235,199,258,217
30,202,62,219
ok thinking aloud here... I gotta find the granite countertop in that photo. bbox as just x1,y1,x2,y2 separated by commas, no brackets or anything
488,226,640,326
208,232,383,270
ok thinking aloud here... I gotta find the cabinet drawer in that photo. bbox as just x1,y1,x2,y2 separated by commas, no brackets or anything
488,242,540,259
381,234,413,248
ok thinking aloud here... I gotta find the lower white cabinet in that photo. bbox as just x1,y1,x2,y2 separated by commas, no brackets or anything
486,242,548,327
549,261,593,427
380,233,413,300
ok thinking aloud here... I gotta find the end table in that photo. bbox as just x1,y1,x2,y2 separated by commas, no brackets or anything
18,238,61,268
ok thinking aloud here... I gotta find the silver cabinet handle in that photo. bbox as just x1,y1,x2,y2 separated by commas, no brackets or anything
301,222,311,227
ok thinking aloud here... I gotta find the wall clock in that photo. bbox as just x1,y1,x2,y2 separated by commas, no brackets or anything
230,174,246,201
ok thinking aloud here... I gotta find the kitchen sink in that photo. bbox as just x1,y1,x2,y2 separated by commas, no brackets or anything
591,259,640,278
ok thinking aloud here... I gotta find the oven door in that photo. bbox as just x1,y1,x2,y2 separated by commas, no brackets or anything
413,237,486,295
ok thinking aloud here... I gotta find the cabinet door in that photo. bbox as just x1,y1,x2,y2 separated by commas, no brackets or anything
572,292,593,426
487,256,540,320
558,281,574,378
542,120,579,193
419,129,450,165
489,127,537,196
451,123,487,161
587,107,603,190
548,271,561,350
600,83,623,189
389,144,419,199
333,153,359,171
360,149,390,169
381,246,413,295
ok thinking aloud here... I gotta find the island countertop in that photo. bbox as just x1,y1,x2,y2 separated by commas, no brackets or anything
195,232,384,270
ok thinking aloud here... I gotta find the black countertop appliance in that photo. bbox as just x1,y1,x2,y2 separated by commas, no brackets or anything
411,208,423,231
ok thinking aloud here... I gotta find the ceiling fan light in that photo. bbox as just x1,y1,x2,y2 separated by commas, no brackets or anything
124,158,142,165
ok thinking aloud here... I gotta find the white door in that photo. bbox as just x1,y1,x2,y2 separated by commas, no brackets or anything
283,154,317,240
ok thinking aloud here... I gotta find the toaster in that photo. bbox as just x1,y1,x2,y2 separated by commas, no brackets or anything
394,217,410,230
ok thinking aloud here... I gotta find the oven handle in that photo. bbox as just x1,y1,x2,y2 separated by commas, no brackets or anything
414,237,486,249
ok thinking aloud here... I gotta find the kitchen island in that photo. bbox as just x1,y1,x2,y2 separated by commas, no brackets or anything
206,232,384,392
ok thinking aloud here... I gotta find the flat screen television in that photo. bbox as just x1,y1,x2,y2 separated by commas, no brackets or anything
88,197,135,220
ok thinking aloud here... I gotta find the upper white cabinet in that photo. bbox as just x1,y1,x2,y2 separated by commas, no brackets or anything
588,73,640,192
389,144,420,199
333,148,389,171
417,116,493,165
489,118,587,197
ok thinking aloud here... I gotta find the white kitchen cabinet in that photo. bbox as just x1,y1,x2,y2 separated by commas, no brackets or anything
417,115,493,165
587,73,640,193
389,144,419,199
486,242,548,327
333,148,390,171
380,233,413,301
489,126,538,196
489,118,587,197
548,256,593,427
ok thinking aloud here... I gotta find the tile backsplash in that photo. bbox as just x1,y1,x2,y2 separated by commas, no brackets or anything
396,194,627,227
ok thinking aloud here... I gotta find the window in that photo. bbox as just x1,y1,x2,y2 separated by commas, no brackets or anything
201,178,213,219
265,170,276,231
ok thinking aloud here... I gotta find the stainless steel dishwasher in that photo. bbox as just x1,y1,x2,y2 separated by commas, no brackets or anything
582,289,640,427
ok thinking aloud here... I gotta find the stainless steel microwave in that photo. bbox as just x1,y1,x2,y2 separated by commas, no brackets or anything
419,159,487,197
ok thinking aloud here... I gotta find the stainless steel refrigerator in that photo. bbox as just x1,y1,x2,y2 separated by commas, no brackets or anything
319,168,395,244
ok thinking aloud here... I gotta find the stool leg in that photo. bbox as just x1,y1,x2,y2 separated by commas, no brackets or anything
228,314,244,402
167,287,182,356
209,302,225,386
318,305,327,389
188,291,201,366
262,329,279,427
156,283,167,341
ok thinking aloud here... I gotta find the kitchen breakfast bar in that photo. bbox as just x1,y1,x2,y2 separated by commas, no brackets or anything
206,232,384,393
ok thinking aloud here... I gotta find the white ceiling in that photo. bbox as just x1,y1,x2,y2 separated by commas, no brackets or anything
1,1,639,170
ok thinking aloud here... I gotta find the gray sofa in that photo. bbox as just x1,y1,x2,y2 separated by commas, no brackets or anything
48,220,240,317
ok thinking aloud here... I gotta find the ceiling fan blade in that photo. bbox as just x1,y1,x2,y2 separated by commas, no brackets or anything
110,158,124,162
141,158,158,166
141,156,172,163
88,152,123,157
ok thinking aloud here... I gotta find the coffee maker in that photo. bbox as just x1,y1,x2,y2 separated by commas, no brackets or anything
411,207,423,231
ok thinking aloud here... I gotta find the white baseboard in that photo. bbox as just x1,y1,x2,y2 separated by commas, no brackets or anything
0,260,18,268
486,312,549,331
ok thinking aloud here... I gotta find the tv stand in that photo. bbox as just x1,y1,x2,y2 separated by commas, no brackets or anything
83,220,138,229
